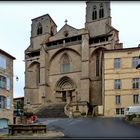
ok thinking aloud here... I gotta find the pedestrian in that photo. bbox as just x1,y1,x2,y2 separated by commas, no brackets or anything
31,114,36,123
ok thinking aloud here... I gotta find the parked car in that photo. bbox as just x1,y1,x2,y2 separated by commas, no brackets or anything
124,106,140,120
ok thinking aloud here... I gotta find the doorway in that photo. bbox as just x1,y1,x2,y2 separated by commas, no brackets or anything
62,91,66,102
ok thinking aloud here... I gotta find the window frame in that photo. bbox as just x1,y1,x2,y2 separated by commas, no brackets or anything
132,57,139,68
116,108,124,115
99,3,104,18
114,58,121,69
0,55,6,69
132,78,139,89
115,95,121,105
0,75,10,90
92,5,97,20
61,53,70,73
37,22,43,35
133,94,139,104
0,96,6,109
114,79,121,89
96,53,100,77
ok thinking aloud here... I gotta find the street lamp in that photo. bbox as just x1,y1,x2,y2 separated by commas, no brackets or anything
13,75,19,81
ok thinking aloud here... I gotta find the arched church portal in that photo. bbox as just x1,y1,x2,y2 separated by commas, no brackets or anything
55,76,76,102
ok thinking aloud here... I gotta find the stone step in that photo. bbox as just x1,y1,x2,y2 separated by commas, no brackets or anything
36,103,68,118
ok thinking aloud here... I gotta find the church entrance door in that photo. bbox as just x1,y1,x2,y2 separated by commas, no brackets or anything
62,91,66,102
62,90,73,102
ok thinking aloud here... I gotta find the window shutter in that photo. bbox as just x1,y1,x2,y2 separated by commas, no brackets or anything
6,97,10,109
6,78,10,90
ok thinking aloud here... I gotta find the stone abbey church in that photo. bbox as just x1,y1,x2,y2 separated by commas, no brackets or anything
24,1,128,117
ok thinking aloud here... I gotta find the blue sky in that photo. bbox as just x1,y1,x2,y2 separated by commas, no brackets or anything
0,1,140,98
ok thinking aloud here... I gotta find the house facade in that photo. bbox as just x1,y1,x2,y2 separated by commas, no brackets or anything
0,49,15,128
103,47,140,117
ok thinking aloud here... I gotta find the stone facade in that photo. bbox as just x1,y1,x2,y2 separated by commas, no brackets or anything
24,1,124,115
0,49,15,126
103,47,140,117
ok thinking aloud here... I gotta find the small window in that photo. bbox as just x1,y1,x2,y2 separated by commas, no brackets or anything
61,53,70,73
50,26,55,36
0,96,6,109
37,23,43,35
114,79,121,89
133,94,139,104
0,76,10,90
116,108,124,115
99,3,104,18
132,78,139,89
115,95,120,105
96,53,100,77
0,56,6,69
114,58,120,69
92,5,97,20
6,78,10,90
132,57,139,68
0,76,6,89
6,97,10,109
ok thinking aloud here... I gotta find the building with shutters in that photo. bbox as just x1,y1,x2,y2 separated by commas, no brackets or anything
24,1,140,117
0,49,15,128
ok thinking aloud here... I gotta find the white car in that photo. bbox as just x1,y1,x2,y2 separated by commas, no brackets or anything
124,106,140,116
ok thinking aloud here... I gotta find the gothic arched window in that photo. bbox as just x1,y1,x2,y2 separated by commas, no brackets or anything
99,3,104,18
37,23,43,35
50,26,54,36
96,52,100,77
61,53,70,73
92,5,97,20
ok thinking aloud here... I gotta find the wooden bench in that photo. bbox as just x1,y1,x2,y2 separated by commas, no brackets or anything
8,124,47,135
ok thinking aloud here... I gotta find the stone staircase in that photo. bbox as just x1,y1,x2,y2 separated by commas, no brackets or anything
36,103,68,118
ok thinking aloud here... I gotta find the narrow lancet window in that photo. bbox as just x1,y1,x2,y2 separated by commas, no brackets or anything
99,3,104,18
61,53,70,73
37,23,43,35
92,6,97,20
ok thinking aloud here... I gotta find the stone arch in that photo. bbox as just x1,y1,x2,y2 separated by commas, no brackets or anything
28,61,40,69
90,47,107,78
49,48,81,68
55,76,76,91
55,76,77,102
90,47,107,60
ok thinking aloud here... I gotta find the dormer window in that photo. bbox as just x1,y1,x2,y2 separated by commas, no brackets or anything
92,5,97,20
37,23,43,35
99,3,104,18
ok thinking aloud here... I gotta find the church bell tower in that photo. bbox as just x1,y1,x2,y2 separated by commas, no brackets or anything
85,0,111,37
